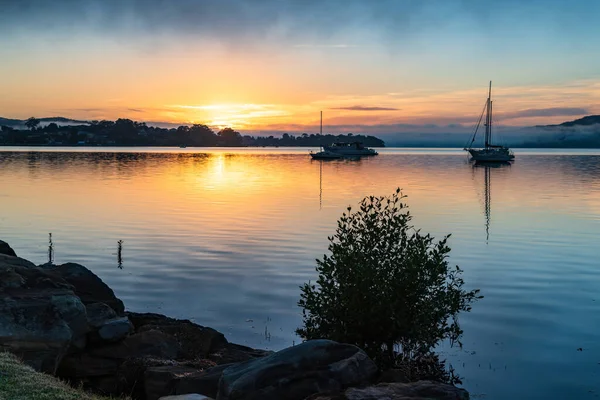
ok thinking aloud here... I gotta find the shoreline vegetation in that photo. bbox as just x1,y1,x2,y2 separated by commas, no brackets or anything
0,117,385,148
0,190,474,399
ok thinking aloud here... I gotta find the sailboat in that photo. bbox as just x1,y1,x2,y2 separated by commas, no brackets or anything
464,82,515,162
310,112,343,160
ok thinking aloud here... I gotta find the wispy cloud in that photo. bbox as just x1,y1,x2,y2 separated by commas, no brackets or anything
330,105,399,111
498,107,590,120
293,44,357,48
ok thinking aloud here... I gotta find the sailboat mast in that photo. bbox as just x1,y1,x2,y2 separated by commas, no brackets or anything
485,81,492,148
320,111,323,135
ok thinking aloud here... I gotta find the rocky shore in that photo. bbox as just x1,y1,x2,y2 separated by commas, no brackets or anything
0,240,468,400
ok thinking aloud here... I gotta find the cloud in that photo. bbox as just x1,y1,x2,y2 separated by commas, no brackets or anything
128,108,144,113
4,0,587,49
499,107,590,120
330,106,400,111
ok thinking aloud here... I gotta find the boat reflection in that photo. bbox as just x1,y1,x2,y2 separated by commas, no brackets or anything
472,161,512,242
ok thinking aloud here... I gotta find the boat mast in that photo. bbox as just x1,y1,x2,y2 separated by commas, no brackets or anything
320,111,323,135
485,81,492,148
320,111,323,151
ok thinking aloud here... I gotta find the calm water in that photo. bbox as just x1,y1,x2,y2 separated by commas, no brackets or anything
1,147,599,399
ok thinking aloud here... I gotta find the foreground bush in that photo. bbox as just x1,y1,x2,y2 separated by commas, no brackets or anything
297,189,481,374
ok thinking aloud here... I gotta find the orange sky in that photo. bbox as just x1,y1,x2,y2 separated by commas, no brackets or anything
2,1,600,134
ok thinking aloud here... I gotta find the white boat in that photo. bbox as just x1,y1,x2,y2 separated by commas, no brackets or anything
324,141,378,156
310,149,343,160
310,111,343,160
464,82,515,163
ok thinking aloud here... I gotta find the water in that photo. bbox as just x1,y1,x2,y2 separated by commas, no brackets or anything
1,147,599,399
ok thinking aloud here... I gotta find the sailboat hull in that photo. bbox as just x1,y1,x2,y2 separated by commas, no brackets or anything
468,148,514,162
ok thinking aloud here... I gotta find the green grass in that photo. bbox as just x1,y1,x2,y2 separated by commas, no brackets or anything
0,352,124,400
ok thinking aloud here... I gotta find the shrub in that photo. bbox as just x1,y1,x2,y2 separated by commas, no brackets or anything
297,189,481,371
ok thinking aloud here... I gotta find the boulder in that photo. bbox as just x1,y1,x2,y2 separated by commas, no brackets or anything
308,381,469,400
0,289,78,373
58,353,122,377
86,302,118,328
98,317,133,342
145,365,199,400
0,240,17,257
217,340,378,400
208,343,272,365
89,330,181,360
0,267,25,289
49,263,125,315
128,312,228,358
175,364,232,399
50,292,89,349
160,395,214,400
0,253,37,269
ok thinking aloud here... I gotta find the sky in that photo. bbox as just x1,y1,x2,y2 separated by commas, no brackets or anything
2,0,600,139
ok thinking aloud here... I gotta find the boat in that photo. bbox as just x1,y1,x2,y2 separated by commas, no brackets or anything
179,144,187,148
324,141,378,156
310,111,344,160
464,81,514,162
310,149,343,160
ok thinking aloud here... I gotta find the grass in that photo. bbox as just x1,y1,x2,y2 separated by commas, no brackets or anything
0,352,125,400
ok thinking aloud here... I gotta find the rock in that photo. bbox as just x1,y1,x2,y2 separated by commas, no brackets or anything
128,312,228,359
160,395,214,400
342,381,470,400
309,381,469,400
89,330,181,360
144,365,199,400
50,293,89,349
97,317,133,342
86,302,118,328
217,340,378,400
208,343,272,365
58,353,122,377
378,368,410,384
49,263,125,315
175,364,232,399
0,253,37,269
0,240,17,257
116,356,183,400
0,289,76,373
0,267,25,289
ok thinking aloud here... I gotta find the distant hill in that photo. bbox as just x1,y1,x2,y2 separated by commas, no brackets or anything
0,117,88,127
525,115,600,148
537,115,600,128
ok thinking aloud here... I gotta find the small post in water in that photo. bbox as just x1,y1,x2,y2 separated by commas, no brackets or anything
48,233,54,265
117,240,123,269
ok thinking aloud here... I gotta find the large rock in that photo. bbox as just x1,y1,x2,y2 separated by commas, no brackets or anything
0,240,17,257
145,365,200,400
90,330,181,360
208,343,272,365
0,288,81,373
0,253,37,269
98,317,133,342
175,364,232,399
128,313,228,359
45,263,125,314
310,381,470,400
217,340,378,400
86,302,118,328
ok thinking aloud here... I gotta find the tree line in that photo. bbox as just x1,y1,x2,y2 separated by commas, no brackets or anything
0,117,385,147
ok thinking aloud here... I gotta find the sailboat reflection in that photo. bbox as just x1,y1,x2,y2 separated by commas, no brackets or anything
319,160,323,210
472,161,511,242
